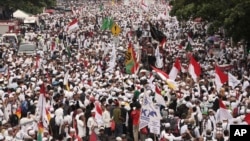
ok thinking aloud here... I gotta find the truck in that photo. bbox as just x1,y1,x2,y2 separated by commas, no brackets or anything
0,20,19,35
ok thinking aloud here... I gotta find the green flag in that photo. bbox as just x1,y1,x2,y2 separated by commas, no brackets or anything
185,42,192,51
101,17,114,30
66,46,71,57
101,18,109,30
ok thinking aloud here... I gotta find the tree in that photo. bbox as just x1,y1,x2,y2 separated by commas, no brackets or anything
0,0,56,15
169,0,250,42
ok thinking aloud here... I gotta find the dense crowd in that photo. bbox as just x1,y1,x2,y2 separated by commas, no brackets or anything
0,0,249,141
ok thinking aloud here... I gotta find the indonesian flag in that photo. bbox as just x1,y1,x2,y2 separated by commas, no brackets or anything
66,19,79,33
38,83,49,128
152,66,169,81
215,99,233,122
228,73,241,89
188,56,201,82
154,85,166,106
169,58,181,81
244,113,250,125
140,0,149,12
148,73,166,106
214,66,228,92
94,101,103,125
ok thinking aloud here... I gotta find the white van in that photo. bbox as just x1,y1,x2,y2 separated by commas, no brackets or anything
2,33,18,43
1,33,18,47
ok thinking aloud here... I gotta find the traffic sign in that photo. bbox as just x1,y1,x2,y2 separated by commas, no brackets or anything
111,23,121,36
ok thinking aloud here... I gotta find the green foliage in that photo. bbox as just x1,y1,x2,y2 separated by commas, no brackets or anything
0,0,56,14
170,0,250,42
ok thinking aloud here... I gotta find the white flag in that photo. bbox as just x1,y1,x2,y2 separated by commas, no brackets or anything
106,45,116,72
228,73,241,89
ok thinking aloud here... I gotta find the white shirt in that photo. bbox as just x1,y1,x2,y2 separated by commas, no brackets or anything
77,118,86,138
102,110,111,128
87,117,98,135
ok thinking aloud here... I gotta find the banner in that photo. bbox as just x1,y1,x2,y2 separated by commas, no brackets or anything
139,93,162,131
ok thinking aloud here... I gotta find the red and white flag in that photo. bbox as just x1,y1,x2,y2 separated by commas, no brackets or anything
94,101,103,125
188,56,201,82
214,66,228,92
169,58,181,81
155,85,166,106
152,66,169,81
215,99,233,122
66,19,79,33
140,0,149,12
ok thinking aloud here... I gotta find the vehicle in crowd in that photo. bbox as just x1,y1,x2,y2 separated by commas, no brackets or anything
17,42,36,56
0,33,19,47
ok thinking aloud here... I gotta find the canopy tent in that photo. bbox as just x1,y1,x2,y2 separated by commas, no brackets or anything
13,9,31,19
24,16,38,24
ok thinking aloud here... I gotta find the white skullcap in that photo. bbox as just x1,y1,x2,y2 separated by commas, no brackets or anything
28,130,35,135
164,123,170,128
145,138,153,141
2,120,7,125
70,128,76,132
203,96,207,101
240,109,245,114
246,109,250,113
116,137,122,141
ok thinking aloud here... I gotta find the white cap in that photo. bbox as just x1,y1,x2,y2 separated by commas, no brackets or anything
164,123,170,128
28,130,35,135
116,137,122,141
145,138,153,141
70,128,76,132
121,101,126,106
246,109,250,113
